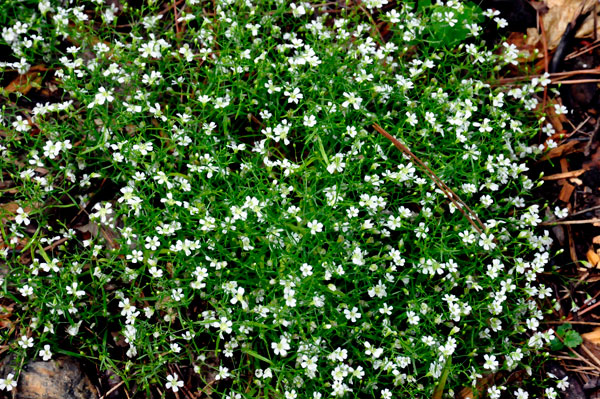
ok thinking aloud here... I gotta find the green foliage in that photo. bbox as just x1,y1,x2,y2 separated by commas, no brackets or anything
551,324,583,350
417,1,484,48
0,0,558,398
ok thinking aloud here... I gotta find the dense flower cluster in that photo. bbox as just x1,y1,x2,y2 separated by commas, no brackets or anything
0,0,562,397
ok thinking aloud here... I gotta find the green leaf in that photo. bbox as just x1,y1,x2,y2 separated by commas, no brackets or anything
241,347,273,365
416,0,432,13
432,355,452,399
549,338,564,351
564,329,583,348
424,2,483,48
556,323,572,336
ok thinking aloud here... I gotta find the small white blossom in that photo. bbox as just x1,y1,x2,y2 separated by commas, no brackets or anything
0,373,17,391
165,374,184,392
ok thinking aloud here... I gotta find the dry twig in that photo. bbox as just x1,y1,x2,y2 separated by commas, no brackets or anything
373,124,484,234
541,218,600,226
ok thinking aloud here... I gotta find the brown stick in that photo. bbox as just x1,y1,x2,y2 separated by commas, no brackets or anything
543,320,600,326
570,204,600,217
551,79,600,85
496,67,600,84
354,0,385,43
554,333,600,373
540,218,600,226
566,39,600,60
373,124,484,234
541,169,586,180
99,380,126,399
158,0,186,16
578,298,600,316
581,343,600,368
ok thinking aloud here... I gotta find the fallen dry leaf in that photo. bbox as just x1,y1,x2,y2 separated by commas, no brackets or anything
0,203,39,223
0,203,19,216
0,303,16,332
526,0,597,50
504,31,542,62
457,374,497,399
457,387,474,399
583,327,600,345
5,71,43,95
587,248,600,267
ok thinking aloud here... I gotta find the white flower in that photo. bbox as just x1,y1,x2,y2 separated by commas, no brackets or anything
406,111,418,126
341,92,362,110
213,316,232,335
539,72,551,87
554,104,568,115
379,303,393,315
284,87,303,104
415,222,429,238
271,336,291,357
386,9,400,23
0,373,17,391
149,266,163,278
301,355,318,372
514,388,529,399
15,207,30,225
12,115,31,132
67,321,82,336
327,153,346,174
307,220,323,235
66,282,86,298
478,233,496,250
18,335,34,349
216,365,231,380
290,3,306,17
554,206,569,219
488,385,502,399
265,80,281,94
344,306,361,322
364,341,383,359
483,354,499,371
557,376,570,391
303,114,317,127
494,17,508,28
171,288,184,301
94,87,114,106
39,344,52,361
214,96,230,109
91,202,113,224
18,284,33,297
165,374,184,392
406,310,420,325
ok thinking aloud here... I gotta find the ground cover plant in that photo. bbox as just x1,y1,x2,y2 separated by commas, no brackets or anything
0,0,568,397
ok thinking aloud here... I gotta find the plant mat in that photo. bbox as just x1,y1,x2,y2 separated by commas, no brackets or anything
0,2,576,398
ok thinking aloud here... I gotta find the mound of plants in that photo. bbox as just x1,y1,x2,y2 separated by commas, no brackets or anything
0,0,564,397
